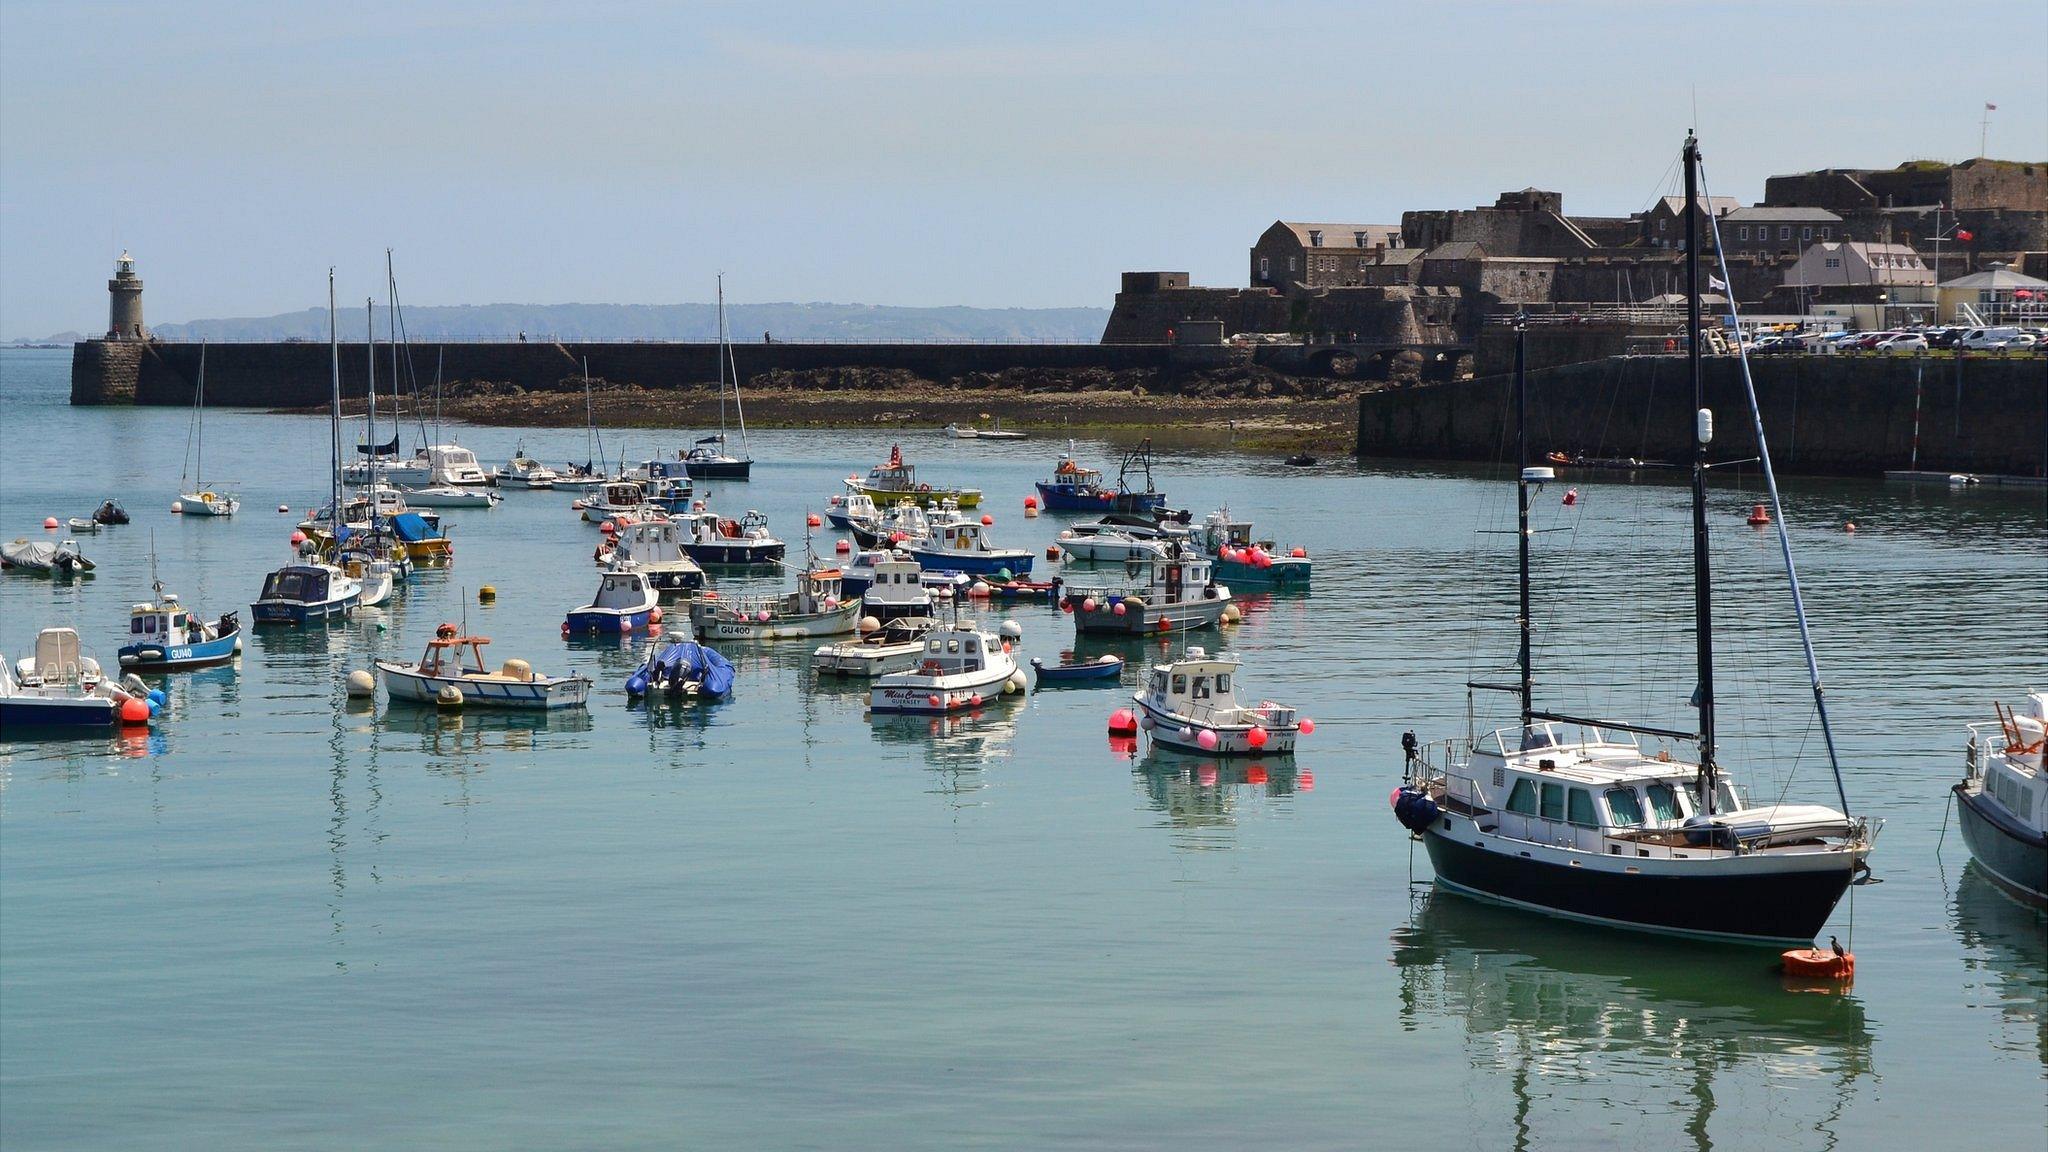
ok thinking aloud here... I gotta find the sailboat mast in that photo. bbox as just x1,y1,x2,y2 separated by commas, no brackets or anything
1513,313,1533,726
196,341,206,488
1684,131,1719,811
366,298,377,494
328,269,342,540
715,275,729,441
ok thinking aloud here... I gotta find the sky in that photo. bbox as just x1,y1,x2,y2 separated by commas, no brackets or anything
2,0,2044,339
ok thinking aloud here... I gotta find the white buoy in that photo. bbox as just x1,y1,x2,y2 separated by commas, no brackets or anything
858,615,882,634
999,619,1023,640
1006,670,1028,694
170,500,184,514
436,684,465,709
346,669,376,697
1222,603,1242,624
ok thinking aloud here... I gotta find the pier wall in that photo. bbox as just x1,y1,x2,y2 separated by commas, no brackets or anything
69,340,1193,408
1355,355,2048,477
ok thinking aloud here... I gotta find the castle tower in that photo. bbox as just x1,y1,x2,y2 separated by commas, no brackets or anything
107,251,146,341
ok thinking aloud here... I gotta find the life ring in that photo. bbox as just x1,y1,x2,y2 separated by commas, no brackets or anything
921,660,943,674
918,483,931,493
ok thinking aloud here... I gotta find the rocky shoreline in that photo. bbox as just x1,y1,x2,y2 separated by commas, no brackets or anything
295,364,1391,456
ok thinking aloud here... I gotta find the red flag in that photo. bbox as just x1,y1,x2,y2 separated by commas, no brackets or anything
1955,229,1974,242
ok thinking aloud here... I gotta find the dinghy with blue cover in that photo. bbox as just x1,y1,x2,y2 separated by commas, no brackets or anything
626,638,735,701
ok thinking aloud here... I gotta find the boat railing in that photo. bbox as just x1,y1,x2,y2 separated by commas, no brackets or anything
1248,702,1296,727
1407,738,1471,788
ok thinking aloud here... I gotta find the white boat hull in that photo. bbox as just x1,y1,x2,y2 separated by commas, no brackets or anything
376,662,591,710
812,640,927,677
870,664,1017,713
693,600,862,641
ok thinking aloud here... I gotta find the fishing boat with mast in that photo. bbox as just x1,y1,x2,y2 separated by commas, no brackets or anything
177,343,240,517
848,444,982,510
685,276,754,480
1388,134,1877,947
118,543,241,671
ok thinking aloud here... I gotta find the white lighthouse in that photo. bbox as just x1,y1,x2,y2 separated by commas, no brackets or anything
107,251,146,341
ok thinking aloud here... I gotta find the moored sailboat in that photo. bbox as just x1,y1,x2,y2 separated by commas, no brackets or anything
684,276,754,481
1389,134,1876,947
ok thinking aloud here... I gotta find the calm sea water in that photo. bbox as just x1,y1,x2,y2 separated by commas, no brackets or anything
1,345,2042,1150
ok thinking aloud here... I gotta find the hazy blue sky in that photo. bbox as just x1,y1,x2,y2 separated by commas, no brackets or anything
3,0,2043,338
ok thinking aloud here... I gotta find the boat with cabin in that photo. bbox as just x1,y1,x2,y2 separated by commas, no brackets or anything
118,570,241,671
581,481,655,524
903,504,1033,577
944,417,1026,440
1956,692,2047,908
351,443,490,488
495,447,559,488
251,560,360,625
402,485,502,509
869,622,1023,714
689,561,859,641
849,500,930,550
377,625,591,710
3,628,147,731
848,444,981,509
1133,648,1302,756
813,616,940,678
678,509,786,567
841,553,930,622
596,519,708,600
564,563,661,634
827,488,884,532
1063,550,1232,635
1196,508,1311,589
1390,135,1877,948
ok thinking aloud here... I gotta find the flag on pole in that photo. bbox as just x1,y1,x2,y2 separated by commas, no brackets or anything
1708,274,1729,293
1985,102,1997,111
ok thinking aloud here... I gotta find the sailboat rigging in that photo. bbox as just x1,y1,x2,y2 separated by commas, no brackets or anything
684,275,754,481
1389,130,1877,947
178,341,240,516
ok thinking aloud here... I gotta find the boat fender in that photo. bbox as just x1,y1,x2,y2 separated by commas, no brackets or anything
626,669,651,697
1392,789,1440,834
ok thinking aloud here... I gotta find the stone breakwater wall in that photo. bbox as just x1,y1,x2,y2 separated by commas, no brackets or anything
70,340,1208,407
1356,354,2048,477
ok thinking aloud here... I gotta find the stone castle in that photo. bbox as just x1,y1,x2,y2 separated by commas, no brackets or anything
1103,157,2048,347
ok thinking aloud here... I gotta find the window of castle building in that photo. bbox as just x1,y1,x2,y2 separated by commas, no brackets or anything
1802,226,1813,241
1738,226,1749,240
1779,226,1791,241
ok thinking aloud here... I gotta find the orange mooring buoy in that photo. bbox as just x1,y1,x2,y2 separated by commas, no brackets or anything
1782,944,1854,981
1746,503,1771,526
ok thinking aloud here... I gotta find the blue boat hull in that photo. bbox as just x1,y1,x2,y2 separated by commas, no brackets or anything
1034,482,1167,513
684,543,787,567
1214,557,1312,589
564,609,654,634
1030,660,1122,685
1956,784,2048,907
118,633,240,671
0,698,117,731
906,549,1033,577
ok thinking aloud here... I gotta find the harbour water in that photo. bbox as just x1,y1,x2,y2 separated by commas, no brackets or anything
1,345,2042,1149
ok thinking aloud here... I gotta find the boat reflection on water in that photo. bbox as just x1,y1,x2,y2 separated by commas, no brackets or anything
1391,890,1874,1152
1952,863,2048,1068
388,703,593,758
1130,747,1310,851
869,705,1021,799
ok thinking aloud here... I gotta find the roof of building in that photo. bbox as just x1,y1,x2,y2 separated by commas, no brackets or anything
1939,262,2048,290
1273,221,1402,249
1656,195,1741,217
1374,247,1426,266
1724,206,1843,223
1425,241,1487,261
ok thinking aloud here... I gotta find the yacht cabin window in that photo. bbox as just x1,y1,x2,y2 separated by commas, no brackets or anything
1506,779,1538,816
947,639,960,654
1192,676,1210,699
1171,674,1187,694
1216,673,1231,693
1714,782,1745,812
1539,782,1565,821
1604,787,1645,827
1645,782,1683,822
1566,788,1597,827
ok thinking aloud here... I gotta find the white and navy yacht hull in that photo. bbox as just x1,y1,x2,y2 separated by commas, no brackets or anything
1954,784,2048,908
903,547,1032,577
1417,821,1856,946
683,541,786,567
0,696,118,730
251,593,358,626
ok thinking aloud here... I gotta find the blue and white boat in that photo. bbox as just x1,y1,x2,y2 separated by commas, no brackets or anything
903,505,1032,578
1957,693,2047,908
678,509,786,567
2,628,138,731
827,489,882,533
564,563,660,634
118,582,241,671
251,561,362,626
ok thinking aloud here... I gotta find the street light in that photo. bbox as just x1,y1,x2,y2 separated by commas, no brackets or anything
1876,291,1888,331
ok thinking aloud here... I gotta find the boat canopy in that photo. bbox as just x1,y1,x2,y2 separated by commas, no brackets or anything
647,640,734,697
389,512,438,542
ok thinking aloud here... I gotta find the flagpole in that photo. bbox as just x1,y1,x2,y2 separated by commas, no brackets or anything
1980,102,1994,158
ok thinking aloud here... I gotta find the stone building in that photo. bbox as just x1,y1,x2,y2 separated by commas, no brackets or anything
107,251,146,341
1781,241,1933,291
1638,195,1740,249
1402,188,1604,258
1720,207,1841,255
1250,221,1404,290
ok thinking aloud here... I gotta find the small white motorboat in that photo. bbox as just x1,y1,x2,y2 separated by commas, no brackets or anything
3,628,150,730
1132,647,1304,756
813,616,938,678
402,485,502,509
689,562,860,641
596,519,708,601
496,448,559,489
65,518,101,533
869,621,1024,714
1055,526,1172,563
377,626,591,710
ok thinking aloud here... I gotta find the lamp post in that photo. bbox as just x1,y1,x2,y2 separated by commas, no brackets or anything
1930,204,1963,320
1876,291,1888,333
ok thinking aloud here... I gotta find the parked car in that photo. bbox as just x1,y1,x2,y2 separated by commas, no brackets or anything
1927,327,1966,349
1959,326,2031,350
1852,331,1900,350
1875,333,1928,350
